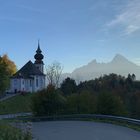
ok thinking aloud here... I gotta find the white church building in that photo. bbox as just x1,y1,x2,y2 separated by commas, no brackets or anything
10,42,46,93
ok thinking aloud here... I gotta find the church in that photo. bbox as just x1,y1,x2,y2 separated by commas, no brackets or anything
10,42,46,93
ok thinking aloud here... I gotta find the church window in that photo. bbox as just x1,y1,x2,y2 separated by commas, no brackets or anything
30,80,32,86
36,78,38,87
14,79,17,85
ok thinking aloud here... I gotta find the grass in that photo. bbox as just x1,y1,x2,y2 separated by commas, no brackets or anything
0,93,33,114
0,121,32,140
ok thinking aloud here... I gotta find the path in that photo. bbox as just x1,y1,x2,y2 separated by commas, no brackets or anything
32,121,140,140
0,112,32,120
0,93,18,101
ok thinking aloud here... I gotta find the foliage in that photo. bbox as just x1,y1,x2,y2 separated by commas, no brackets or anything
31,85,66,116
0,123,32,140
129,91,140,119
0,54,17,95
1,54,17,76
97,92,126,116
31,73,140,118
66,91,97,114
60,77,77,96
0,58,9,95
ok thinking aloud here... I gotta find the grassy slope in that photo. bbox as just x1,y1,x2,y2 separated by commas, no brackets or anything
0,94,33,114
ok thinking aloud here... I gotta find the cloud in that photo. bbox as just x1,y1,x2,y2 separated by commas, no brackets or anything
132,58,140,66
107,0,140,35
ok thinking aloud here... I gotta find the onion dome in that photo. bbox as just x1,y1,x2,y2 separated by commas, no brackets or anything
34,41,44,64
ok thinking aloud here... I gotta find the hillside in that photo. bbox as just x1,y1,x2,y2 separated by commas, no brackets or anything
0,94,32,114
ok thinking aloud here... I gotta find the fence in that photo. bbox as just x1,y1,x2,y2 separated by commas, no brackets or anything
12,114,140,126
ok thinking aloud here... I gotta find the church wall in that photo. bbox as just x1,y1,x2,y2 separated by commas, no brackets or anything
10,78,22,93
24,79,33,92
20,79,25,92
10,78,35,93
32,75,46,92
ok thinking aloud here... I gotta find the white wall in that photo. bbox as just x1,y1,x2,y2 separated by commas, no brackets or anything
10,78,22,93
10,75,46,93
33,75,46,92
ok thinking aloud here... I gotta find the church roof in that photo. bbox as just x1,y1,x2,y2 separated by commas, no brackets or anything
12,60,45,78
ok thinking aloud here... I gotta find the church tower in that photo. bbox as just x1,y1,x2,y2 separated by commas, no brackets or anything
34,41,44,73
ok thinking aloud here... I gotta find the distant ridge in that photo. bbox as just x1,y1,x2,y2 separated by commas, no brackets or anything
62,54,140,82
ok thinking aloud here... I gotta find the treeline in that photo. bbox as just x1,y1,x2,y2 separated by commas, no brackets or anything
32,73,140,119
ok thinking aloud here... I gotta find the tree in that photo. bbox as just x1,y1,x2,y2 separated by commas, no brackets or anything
0,54,17,95
1,54,17,76
31,85,66,116
60,77,77,96
0,57,9,95
46,61,63,88
129,92,140,118
97,92,126,116
77,91,97,114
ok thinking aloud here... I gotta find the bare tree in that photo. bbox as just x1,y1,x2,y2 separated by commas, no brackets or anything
46,61,63,88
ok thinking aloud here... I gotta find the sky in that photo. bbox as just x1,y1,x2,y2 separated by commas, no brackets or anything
1,0,140,73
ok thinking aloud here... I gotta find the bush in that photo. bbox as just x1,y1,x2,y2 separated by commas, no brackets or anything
0,123,32,140
66,92,97,114
129,92,140,119
31,85,66,116
97,92,126,116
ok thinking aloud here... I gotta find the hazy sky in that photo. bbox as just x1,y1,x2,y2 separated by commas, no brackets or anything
1,0,140,72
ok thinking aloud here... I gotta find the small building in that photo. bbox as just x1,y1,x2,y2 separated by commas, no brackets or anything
10,42,46,93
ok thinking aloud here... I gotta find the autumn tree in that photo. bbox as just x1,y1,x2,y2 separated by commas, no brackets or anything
0,54,17,95
0,57,9,95
1,54,17,76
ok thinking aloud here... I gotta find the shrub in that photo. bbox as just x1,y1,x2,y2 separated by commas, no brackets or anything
66,92,97,114
97,92,126,116
31,86,66,116
0,123,32,140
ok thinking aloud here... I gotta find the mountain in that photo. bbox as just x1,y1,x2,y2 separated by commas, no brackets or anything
62,54,140,82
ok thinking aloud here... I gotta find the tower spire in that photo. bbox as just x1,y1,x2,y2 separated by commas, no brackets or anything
38,39,40,46
36,40,42,54
34,40,44,73
34,41,44,64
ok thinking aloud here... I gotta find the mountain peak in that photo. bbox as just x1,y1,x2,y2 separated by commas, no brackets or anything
112,54,128,62
62,54,140,82
88,59,97,65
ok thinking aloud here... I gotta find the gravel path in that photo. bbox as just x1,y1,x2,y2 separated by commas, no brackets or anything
32,121,140,140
